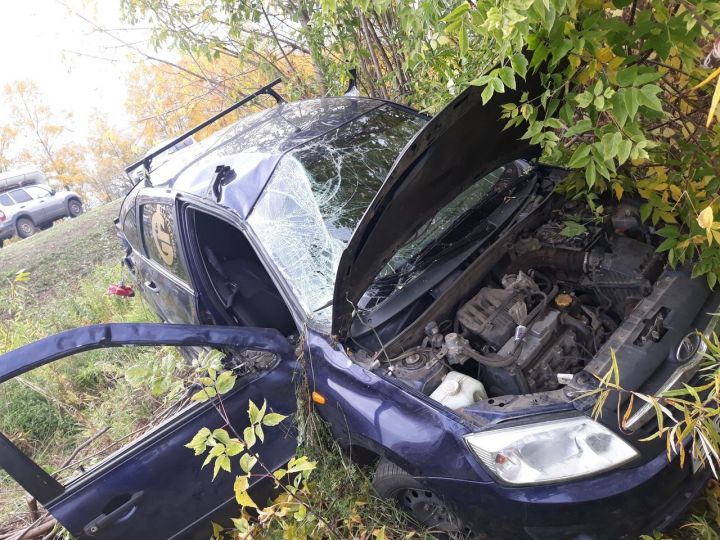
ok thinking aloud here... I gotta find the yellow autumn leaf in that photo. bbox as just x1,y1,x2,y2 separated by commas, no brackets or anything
669,184,683,201
234,475,257,508
692,65,720,91
706,76,720,128
698,206,714,230
613,182,624,200
596,46,614,63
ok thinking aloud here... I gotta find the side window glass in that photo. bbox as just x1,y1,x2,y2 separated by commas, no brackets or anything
24,186,50,199
123,206,141,249
0,194,13,206
9,189,31,204
140,202,189,282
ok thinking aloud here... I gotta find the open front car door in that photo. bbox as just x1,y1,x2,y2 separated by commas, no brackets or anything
0,323,298,540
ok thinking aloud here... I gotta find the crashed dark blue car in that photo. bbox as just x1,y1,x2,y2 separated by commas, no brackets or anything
1,77,717,540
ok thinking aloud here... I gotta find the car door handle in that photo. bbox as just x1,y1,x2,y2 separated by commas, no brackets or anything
144,280,159,293
84,491,144,536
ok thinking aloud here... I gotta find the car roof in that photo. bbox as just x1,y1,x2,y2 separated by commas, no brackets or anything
144,96,404,218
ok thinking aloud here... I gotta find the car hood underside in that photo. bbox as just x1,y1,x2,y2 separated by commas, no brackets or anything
331,69,545,337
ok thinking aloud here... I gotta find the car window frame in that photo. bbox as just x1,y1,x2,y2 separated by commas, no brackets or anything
177,195,306,331
0,322,292,505
136,192,192,287
8,188,32,204
23,185,53,199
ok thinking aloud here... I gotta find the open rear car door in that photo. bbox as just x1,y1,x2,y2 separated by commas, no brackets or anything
0,323,298,540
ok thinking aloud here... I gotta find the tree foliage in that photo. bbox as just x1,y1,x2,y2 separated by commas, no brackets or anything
121,0,720,283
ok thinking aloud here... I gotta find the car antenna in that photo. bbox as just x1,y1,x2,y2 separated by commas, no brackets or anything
344,68,360,97
125,78,286,176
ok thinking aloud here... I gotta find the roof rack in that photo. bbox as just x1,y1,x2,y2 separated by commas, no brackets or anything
125,78,285,175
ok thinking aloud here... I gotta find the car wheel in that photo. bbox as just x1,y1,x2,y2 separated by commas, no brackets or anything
68,199,83,218
16,218,36,239
373,459,469,539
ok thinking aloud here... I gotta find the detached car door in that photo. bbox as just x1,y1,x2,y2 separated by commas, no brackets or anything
0,323,298,540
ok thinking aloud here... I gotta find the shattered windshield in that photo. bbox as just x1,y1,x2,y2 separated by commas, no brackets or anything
247,105,425,327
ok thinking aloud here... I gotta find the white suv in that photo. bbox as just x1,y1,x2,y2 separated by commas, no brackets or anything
0,184,83,247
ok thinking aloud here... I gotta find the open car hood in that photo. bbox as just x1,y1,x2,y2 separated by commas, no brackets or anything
332,73,544,337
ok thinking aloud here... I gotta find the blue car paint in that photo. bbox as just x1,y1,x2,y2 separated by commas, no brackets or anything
0,324,298,540
304,330,711,539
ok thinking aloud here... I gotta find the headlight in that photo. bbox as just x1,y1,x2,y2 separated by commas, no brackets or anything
465,417,638,485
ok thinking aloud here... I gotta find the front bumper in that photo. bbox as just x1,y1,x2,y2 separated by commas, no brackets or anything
421,448,709,540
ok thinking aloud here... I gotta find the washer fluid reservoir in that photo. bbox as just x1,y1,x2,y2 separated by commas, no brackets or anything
430,372,487,410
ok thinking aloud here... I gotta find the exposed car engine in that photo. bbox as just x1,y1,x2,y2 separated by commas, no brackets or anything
376,200,665,403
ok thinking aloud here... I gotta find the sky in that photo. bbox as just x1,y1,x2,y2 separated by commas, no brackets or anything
0,0,159,136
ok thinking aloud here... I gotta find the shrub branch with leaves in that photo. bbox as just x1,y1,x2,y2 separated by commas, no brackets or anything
185,351,325,539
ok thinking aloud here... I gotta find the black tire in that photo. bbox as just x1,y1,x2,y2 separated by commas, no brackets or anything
16,217,36,239
373,459,469,538
68,199,83,218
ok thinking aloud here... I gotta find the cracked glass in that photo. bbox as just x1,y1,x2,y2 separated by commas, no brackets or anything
248,105,425,328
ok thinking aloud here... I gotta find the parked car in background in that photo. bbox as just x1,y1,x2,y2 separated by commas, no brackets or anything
0,78,717,540
0,168,83,247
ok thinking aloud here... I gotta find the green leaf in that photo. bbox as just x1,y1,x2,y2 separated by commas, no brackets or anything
567,144,591,168
248,400,261,424
441,1,470,23
624,88,640,118
263,412,288,426
656,237,677,252
212,428,230,445
287,456,316,474
243,425,257,449
510,53,528,78
560,221,587,237
255,423,265,443
616,139,632,165
638,84,663,112
565,118,592,138
185,428,211,455
239,452,257,473
213,454,231,480
191,386,217,402
585,160,597,188
215,370,236,395
575,91,593,108
639,203,652,223
225,439,245,457
481,84,494,105
498,67,516,90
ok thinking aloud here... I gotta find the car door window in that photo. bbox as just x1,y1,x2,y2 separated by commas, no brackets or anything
24,186,52,199
0,323,296,540
140,202,190,282
0,193,12,206
123,206,141,250
9,189,31,204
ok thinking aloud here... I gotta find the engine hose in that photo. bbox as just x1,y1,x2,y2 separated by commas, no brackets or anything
560,313,593,344
506,247,587,275
460,344,517,368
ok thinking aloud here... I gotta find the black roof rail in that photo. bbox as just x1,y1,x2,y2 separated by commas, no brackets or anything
125,78,284,175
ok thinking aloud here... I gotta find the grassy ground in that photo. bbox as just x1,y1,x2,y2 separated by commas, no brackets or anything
1,201,719,539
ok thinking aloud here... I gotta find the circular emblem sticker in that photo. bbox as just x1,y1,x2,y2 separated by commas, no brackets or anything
151,208,175,266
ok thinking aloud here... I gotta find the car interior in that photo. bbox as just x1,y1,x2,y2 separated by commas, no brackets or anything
190,210,296,335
